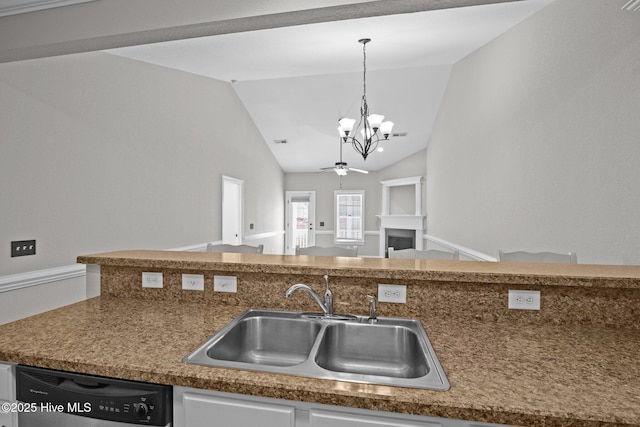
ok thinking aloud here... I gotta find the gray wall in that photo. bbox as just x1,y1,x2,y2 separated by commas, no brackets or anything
285,149,427,257
0,52,284,276
426,0,640,265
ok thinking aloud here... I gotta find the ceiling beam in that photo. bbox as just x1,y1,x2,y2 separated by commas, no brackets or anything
0,0,525,63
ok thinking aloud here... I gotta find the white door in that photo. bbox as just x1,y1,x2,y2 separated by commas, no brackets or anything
222,176,243,245
285,191,316,255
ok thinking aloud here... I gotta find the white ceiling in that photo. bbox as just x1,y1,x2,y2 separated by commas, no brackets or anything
106,0,554,174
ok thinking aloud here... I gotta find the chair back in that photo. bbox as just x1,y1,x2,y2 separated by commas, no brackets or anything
498,250,577,264
206,243,264,254
295,246,358,257
388,247,459,260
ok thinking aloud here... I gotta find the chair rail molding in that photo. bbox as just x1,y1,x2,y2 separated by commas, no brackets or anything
424,234,496,262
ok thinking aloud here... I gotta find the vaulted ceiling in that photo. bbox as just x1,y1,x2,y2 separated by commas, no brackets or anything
105,0,554,173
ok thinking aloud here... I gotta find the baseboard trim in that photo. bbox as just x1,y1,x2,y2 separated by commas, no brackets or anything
0,264,87,293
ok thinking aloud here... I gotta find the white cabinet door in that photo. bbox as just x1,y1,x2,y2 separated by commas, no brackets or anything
0,404,17,427
0,363,14,401
182,391,295,427
309,409,443,427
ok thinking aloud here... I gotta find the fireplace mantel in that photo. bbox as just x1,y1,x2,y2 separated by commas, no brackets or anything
379,176,425,256
377,215,424,230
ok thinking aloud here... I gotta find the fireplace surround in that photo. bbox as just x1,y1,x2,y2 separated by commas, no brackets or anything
378,176,425,257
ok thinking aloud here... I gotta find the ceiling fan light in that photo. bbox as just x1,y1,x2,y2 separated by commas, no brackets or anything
367,114,384,130
338,118,356,136
379,121,394,139
335,167,348,176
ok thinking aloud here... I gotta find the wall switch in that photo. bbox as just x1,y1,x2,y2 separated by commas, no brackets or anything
11,240,36,257
378,284,407,303
182,274,205,291
508,290,541,310
142,272,163,288
214,275,238,293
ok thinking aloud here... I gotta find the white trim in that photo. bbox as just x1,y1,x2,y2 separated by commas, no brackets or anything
424,234,497,262
0,264,86,293
168,242,214,252
244,230,285,241
379,176,423,187
316,230,380,236
0,0,96,17
222,175,244,245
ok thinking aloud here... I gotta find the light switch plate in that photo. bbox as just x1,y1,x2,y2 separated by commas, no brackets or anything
182,274,205,291
378,284,407,303
214,275,238,293
142,272,163,288
508,290,541,310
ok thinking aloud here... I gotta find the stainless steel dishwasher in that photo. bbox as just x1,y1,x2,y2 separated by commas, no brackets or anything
16,365,172,427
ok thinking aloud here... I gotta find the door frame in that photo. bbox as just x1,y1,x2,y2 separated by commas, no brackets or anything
222,175,244,245
285,191,316,255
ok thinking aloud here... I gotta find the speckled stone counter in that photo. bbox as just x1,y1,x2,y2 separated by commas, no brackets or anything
0,250,639,426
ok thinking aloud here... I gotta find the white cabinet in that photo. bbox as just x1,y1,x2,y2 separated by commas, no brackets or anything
309,408,442,427
176,388,295,427
0,362,16,427
174,386,509,427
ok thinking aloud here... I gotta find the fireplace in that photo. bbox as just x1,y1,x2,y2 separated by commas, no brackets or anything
377,176,426,257
385,228,416,258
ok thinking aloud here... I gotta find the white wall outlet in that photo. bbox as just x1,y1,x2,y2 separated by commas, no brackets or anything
142,272,163,288
182,274,205,291
378,284,407,304
508,290,541,310
214,275,238,293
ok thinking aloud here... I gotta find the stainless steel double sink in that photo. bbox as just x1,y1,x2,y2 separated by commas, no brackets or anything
183,309,450,390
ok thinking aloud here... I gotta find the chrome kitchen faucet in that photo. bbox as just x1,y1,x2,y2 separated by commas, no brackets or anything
286,274,334,316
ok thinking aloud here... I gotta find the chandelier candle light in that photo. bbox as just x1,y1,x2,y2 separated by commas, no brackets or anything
338,38,394,160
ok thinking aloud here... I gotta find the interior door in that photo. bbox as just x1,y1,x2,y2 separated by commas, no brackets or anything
285,191,316,255
222,176,243,245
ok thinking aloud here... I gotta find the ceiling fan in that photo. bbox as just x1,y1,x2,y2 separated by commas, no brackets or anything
320,139,369,176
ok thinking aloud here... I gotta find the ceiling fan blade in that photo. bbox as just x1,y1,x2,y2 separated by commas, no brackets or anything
348,167,369,174
319,166,335,170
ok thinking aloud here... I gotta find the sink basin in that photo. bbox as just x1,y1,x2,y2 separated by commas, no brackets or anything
315,323,429,378
184,309,449,391
207,316,321,367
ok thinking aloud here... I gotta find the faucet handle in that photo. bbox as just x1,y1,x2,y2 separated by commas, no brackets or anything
365,295,378,323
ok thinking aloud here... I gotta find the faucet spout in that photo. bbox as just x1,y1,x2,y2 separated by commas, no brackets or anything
285,284,329,315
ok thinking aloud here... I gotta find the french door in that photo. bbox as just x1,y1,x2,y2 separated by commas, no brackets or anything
285,191,316,255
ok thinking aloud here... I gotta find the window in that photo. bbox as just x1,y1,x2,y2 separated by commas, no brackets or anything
335,190,365,244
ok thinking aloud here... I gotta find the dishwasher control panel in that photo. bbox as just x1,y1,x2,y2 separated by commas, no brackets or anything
16,365,172,426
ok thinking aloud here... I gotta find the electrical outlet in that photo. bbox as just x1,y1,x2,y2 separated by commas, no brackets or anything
182,274,205,291
142,272,163,288
378,284,407,303
214,275,238,293
11,240,36,257
508,290,541,310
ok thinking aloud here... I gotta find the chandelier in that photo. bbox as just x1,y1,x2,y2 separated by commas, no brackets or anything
337,38,394,160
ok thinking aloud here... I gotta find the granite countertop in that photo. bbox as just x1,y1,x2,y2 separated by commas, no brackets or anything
0,296,638,426
77,250,640,288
